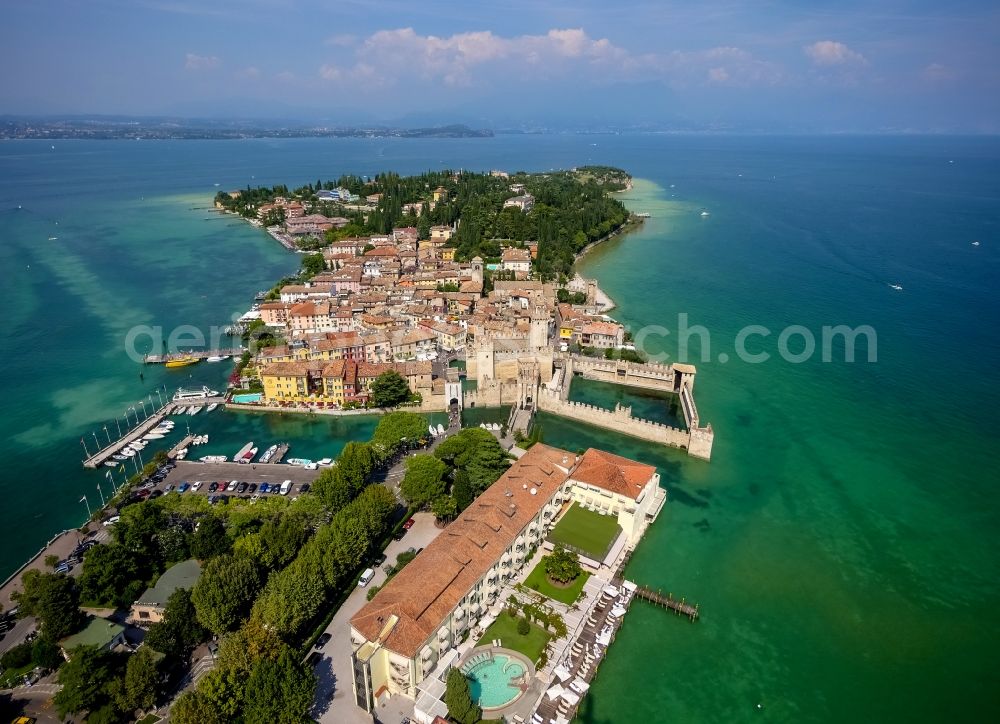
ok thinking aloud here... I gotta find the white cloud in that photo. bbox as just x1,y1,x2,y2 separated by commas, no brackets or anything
922,63,955,82
184,53,220,71
804,40,867,66
318,27,779,90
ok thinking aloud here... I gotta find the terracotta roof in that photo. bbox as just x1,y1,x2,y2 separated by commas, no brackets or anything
350,444,578,658
570,448,656,501
260,360,316,377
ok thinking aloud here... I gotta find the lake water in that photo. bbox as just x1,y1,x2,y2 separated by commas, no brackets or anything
1,134,997,721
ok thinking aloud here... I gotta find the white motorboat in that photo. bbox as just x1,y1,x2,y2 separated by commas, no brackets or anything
188,405,201,416
130,440,147,449
317,457,333,466
234,442,254,461
286,458,313,467
429,424,438,437
972,240,980,246
700,210,710,217
259,444,279,463
206,403,219,412
480,423,487,428
206,355,229,362
436,424,445,435
199,455,228,463
143,433,165,440
238,447,258,464
889,283,903,291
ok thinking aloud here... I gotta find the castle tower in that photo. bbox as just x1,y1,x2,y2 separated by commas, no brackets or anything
473,332,495,383
470,256,484,285
529,304,549,348
517,358,540,409
586,279,597,306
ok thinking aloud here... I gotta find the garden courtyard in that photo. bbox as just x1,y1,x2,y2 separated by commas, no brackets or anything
523,556,590,605
476,612,552,664
547,503,622,561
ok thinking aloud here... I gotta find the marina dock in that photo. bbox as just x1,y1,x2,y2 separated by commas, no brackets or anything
270,443,290,463
82,402,175,469
144,349,243,364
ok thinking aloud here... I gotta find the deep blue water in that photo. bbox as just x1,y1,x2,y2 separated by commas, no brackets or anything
1,134,998,721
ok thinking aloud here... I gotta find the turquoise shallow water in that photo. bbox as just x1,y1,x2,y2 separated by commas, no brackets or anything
1,135,998,722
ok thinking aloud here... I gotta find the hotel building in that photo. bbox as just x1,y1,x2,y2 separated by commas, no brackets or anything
348,443,661,714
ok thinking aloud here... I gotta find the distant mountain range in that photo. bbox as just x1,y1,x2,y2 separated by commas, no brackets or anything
0,117,494,140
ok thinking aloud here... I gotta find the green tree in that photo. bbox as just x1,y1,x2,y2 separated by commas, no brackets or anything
216,619,285,675
198,666,245,720
300,252,325,276
347,484,397,541
113,501,166,564
431,495,458,522
400,454,447,507
44,554,60,568
311,466,354,511
434,427,510,493
517,616,531,635
115,646,159,714
172,690,224,724
370,411,428,461
145,588,206,659
250,557,325,638
191,554,262,635
257,517,309,572
336,441,375,493
444,667,481,724
0,643,31,669
31,636,64,670
545,546,583,583
452,470,473,511
12,570,84,640
243,650,317,724
158,524,190,564
369,370,411,408
190,515,230,560
53,646,122,719
79,543,147,607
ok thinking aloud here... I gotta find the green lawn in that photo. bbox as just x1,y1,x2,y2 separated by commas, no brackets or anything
523,557,590,605
477,612,551,663
548,503,622,560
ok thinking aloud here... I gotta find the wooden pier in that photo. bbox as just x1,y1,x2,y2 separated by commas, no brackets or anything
633,586,700,621
144,348,243,364
167,435,195,460
270,443,290,463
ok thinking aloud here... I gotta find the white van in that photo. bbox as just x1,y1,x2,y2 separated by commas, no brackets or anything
358,568,376,587
279,480,292,496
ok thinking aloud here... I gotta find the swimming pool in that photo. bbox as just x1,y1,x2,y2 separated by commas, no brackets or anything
231,392,263,404
463,653,527,710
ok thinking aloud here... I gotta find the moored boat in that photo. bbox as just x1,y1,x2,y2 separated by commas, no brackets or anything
188,405,201,416
143,433,165,440
206,355,229,362
238,447,258,464
259,444,279,463
317,457,333,466
429,424,438,437
199,455,228,463
286,458,313,466
437,424,445,435
234,442,254,461
206,402,218,412
165,355,199,369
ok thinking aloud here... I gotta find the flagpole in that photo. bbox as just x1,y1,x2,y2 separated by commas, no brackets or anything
96,480,106,506
79,494,91,519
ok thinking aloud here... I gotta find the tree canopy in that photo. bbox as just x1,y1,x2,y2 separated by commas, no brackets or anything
400,454,447,507
12,570,84,640
444,667,482,724
369,370,411,408
434,427,511,493
545,545,583,583
370,411,429,461
191,554,262,635
145,588,207,659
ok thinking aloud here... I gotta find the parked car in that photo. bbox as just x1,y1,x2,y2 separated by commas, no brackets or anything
306,651,323,667
403,518,416,530
372,553,387,567
314,633,332,649
227,480,238,492
149,490,164,499
300,483,311,493
164,484,174,493
259,483,270,494
247,483,257,494
178,483,190,493
191,481,203,492
208,481,219,492
358,568,376,587
103,515,121,527
279,480,292,496
237,482,248,494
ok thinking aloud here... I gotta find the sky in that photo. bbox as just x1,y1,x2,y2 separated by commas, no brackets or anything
2,0,999,132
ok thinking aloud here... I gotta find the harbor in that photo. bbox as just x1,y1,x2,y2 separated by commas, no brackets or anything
143,349,242,365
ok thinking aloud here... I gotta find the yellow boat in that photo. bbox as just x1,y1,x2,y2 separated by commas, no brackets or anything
165,355,199,368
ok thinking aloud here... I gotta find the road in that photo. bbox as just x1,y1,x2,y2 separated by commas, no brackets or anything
309,512,445,724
